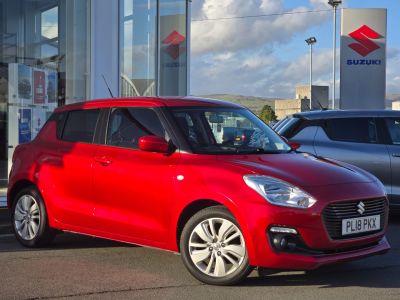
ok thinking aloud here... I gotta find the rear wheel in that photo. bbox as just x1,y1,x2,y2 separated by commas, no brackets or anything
11,187,55,247
180,206,252,285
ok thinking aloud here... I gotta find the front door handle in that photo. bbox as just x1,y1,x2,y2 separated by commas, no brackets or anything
392,153,400,158
94,156,112,166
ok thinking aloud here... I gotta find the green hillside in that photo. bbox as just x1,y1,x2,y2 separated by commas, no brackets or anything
201,94,277,114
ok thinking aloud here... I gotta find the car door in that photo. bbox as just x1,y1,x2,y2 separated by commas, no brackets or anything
313,117,391,194
92,106,180,246
383,117,400,206
47,109,100,229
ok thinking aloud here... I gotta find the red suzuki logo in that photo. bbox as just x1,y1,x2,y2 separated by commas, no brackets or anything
348,25,382,57
162,30,186,60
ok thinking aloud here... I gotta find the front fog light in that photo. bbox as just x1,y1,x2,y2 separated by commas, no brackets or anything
269,226,299,252
270,226,298,234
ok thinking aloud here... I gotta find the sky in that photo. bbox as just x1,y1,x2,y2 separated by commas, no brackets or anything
190,0,400,99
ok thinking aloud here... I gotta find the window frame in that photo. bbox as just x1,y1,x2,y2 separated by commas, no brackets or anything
102,106,170,151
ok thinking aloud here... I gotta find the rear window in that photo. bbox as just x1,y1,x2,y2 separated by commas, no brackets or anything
61,109,100,143
385,118,400,145
325,118,378,144
276,117,301,137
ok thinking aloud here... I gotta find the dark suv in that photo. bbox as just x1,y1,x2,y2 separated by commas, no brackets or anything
274,110,400,211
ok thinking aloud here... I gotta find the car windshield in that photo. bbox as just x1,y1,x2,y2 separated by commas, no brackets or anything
170,107,291,154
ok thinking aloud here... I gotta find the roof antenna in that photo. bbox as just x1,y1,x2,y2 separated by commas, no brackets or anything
102,74,114,98
316,100,328,110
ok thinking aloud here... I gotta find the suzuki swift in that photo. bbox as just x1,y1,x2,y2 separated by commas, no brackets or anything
8,97,390,285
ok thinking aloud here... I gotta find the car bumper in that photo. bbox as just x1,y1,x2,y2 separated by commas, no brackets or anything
236,182,390,269
257,236,390,270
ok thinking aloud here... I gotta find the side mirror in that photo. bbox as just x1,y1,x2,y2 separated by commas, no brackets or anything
138,136,169,153
288,141,301,150
281,136,301,150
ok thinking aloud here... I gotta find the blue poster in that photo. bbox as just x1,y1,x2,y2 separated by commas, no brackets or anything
18,108,31,144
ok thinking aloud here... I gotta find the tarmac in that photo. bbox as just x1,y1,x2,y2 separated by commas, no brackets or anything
0,201,11,234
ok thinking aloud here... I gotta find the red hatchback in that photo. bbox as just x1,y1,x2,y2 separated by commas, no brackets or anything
8,97,390,285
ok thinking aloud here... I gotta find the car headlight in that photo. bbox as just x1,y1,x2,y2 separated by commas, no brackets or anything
243,175,317,209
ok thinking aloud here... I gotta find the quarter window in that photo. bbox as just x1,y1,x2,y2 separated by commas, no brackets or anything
385,118,400,145
61,109,100,143
106,108,166,149
325,118,378,143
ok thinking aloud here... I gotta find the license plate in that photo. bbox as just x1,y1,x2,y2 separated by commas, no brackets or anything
341,215,381,236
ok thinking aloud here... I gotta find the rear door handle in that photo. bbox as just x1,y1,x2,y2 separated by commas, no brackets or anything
94,156,112,166
392,153,400,158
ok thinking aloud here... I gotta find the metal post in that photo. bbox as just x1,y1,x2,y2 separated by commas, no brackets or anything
310,43,312,111
332,6,337,109
328,0,341,109
305,37,316,111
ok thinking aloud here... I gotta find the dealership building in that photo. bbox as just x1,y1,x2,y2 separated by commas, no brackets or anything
0,0,191,200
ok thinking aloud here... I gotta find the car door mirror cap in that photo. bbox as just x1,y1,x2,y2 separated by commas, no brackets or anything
281,136,301,150
139,136,170,153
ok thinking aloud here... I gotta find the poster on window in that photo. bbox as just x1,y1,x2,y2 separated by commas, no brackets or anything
18,108,31,144
18,64,33,103
32,107,47,139
8,63,33,105
46,71,57,103
33,69,46,104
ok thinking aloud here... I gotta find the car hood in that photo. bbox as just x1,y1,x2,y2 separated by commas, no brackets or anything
217,152,376,188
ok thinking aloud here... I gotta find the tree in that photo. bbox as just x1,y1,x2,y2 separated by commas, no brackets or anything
259,104,277,123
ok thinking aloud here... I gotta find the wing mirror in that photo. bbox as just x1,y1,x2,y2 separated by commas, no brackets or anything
281,136,301,150
138,136,170,153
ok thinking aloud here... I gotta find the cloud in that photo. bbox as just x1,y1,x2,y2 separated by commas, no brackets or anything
190,0,400,98
191,0,330,55
191,47,334,99
386,48,400,95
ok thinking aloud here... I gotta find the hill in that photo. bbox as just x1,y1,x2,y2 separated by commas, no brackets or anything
201,94,277,114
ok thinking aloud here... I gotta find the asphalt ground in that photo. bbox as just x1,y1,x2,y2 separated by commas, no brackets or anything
0,209,399,300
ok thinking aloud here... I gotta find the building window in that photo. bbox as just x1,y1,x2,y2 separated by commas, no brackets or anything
120,0,157,97
120,0,188,97
159,0,188,96
0,0,91,193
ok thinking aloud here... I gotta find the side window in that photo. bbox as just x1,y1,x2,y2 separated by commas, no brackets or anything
61,109,100,143
106,107,166,149
325,118,378,144
385,118,400,145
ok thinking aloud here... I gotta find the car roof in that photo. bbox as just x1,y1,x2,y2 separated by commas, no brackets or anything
292,109,400,120
55,97,243,112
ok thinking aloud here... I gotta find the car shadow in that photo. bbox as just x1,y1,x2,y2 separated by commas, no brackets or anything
240,261,400,289
0,232,139,253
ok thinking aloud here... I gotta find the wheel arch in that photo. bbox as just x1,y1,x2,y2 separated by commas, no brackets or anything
176,199,222,251
7,179,36,209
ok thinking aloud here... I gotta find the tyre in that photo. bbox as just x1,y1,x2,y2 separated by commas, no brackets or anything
11,186,55,247
180,206,252,285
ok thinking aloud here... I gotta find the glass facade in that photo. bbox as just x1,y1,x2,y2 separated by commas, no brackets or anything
0,0,189,199
0,0,91,194
120,0,188,97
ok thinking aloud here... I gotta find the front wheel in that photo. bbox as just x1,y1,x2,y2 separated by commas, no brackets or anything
180,206,252,285
11,187,55,247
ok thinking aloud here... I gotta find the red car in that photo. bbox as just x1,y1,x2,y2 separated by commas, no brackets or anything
8,97,390,285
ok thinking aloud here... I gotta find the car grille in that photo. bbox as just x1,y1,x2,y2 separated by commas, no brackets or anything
322,198,387,240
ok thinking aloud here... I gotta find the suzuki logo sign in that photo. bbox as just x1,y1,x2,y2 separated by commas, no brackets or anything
357,201,366,215
348,25,383,57
162,30,186,60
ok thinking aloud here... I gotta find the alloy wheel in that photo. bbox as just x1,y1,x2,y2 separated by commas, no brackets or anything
188,217,246,277
14,195,41,241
